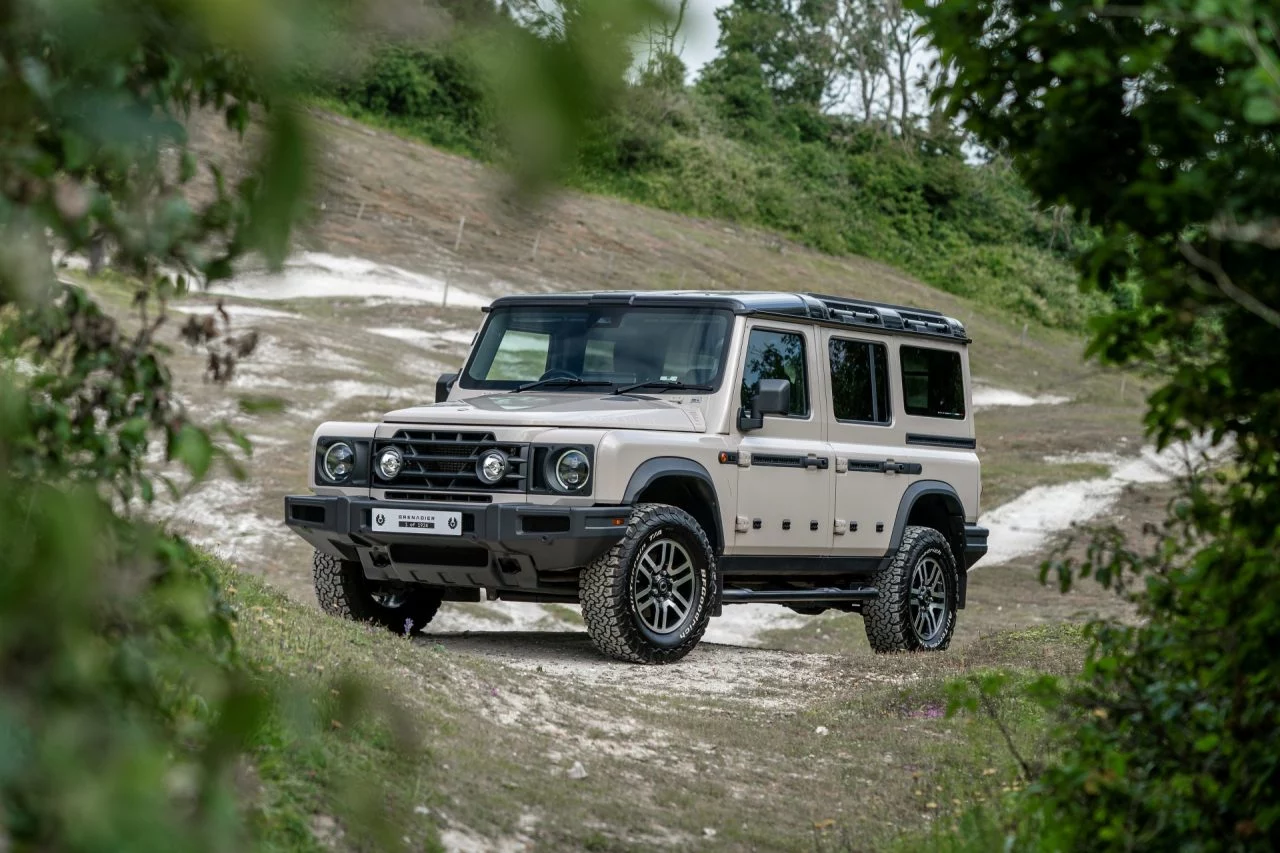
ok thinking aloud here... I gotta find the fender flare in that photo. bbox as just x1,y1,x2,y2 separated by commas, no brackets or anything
621,457,724,553
886,480,970,606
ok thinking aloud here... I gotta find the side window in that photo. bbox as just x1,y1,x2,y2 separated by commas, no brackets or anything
901,346,965,419
829,338,890,423
740,329,808,416
487,330,550,380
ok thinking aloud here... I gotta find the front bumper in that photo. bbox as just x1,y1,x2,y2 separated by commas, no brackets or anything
963,523,989,569
285,495,629,592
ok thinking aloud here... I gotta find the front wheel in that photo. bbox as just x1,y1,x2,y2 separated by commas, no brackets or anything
580,504,717,664
864,526,958,653
313,551,443,634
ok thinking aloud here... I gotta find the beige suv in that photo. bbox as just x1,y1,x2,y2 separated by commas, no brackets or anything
285,292,988,663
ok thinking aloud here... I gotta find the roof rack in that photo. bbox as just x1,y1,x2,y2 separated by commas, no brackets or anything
806,293,967,341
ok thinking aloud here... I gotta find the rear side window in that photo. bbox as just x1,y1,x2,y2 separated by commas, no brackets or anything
829,338,890,423
741,329,809,416
901,346,965,419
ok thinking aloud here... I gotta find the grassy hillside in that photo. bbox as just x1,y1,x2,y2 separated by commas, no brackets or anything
307,31,1110,330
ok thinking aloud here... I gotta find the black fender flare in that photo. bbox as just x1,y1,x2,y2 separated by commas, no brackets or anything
885,480,970,606
621,457,724,554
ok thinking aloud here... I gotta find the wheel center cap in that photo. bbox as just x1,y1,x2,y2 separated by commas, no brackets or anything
657,577,671,595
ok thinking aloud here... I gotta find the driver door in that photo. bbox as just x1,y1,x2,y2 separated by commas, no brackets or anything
730,323,833,558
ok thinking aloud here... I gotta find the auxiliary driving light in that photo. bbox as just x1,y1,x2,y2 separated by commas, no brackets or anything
477,450,508,484
377,447,404,480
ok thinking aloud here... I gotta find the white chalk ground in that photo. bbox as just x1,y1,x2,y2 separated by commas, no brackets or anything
171,303,299,320
971,384,1070,410
207,252,490,307
978,440,1216,567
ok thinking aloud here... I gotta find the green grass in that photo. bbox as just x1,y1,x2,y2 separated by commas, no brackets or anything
215,560,444,852
238,394,289,415
220,555,1097,851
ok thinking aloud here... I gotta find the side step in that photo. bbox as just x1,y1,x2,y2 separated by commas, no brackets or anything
720,586,879,605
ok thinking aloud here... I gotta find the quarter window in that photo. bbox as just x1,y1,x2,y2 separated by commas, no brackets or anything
741,329,808,416
829,338,890,423
901,346,965,419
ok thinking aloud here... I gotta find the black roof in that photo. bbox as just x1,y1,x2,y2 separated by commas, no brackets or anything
485,290,968,343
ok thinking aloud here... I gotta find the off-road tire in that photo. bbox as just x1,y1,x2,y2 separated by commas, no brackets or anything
313,550,443,634
580,503,717,664
864,526,958,653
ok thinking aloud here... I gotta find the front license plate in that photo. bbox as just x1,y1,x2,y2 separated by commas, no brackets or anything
371,508,462,536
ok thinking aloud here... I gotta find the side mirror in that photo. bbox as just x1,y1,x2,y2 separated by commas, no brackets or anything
435,372,458,403
738,378,791,432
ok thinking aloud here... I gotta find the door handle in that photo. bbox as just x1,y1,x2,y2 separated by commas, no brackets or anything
881,460,923,475
804,454,829,470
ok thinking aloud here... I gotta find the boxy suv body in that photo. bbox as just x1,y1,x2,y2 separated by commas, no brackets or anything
285,291,988,663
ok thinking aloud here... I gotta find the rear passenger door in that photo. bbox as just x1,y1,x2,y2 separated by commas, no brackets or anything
731,323,833,557
823,332,907,557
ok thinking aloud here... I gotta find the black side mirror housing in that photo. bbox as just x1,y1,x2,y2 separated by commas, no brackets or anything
738,378,791,432
435,373,458,403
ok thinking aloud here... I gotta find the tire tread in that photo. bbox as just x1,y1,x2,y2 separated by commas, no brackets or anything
580,503,716,664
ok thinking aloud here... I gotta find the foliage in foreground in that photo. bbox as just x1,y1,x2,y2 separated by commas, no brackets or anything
0,0,428,846
0,0,667,848
920,0,1280,848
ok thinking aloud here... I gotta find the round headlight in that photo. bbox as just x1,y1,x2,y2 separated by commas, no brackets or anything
477,450,508,484
553,449,590,492
378,447,403,480
322,442,355,482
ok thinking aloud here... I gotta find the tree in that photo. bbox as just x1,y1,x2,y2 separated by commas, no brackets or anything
700,0,840,112
919,0,1280,847
700,0,940,132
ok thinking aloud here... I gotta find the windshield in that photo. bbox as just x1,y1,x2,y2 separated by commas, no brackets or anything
461,305,733,391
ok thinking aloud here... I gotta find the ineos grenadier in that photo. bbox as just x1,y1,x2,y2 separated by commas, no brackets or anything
285,291,988,663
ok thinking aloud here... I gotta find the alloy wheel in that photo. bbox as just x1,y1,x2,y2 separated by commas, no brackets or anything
631,538,697,635
909,556,949,645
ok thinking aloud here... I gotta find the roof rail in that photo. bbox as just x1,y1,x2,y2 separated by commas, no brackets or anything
805,293,968,341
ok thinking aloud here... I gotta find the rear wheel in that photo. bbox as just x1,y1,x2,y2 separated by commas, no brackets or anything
580,504,716,664
313,550,443,634
864,526,958,653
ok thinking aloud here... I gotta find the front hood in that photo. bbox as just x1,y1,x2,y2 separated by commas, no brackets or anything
381,393,706,432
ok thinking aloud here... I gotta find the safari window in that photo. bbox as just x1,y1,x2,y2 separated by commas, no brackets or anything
900,345,965,419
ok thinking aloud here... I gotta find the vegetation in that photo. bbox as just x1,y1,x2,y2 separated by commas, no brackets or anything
0,0,654,849
916,0,1280,848
314,0,1106,328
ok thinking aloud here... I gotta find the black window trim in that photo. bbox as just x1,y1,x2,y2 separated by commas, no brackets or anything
827,334,894,428
457,305,736,392
900,344,967,421
742,323,812,420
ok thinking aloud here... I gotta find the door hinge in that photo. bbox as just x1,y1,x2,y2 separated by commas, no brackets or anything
734,515,750,533
833,519,848,535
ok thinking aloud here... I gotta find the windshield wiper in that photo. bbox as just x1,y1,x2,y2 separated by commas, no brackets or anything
613,380,714,396
512,378,613,394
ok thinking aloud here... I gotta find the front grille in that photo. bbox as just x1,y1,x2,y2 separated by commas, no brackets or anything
373,430,527,492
